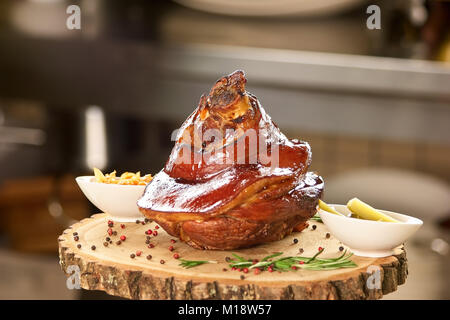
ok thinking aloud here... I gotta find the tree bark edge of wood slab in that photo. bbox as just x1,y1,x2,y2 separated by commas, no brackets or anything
58,215,408,300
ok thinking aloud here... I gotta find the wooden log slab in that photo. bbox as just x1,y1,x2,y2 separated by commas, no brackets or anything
58,214,407,300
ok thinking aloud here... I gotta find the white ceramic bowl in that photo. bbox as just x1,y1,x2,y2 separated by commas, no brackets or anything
76,176,146,222
319,204,423,257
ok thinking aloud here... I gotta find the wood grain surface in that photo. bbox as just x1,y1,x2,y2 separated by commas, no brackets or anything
59,214,407,300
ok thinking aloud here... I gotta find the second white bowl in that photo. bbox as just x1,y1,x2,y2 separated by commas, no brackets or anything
319,204,423,257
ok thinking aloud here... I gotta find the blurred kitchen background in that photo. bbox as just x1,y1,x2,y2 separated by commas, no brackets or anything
0,0,449,300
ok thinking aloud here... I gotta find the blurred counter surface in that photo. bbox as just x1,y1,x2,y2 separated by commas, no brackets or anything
0,0,449,146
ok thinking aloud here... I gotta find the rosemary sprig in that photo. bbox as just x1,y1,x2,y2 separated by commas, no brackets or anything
228,249,356,272
310,213,323,223
178,259,217,269
261,252,283,261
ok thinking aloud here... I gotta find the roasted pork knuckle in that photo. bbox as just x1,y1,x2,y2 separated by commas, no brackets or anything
138,70,323,250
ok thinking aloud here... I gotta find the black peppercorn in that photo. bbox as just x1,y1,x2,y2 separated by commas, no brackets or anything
312,225,317,230
116,240,121,245
293,238,298,244
299,248,304,254
135,220,140,224
74,236,79,241
130,254,135,259
160,259,165,264
326,233,331,239
91,245,96,250
105,237,110,241
225,256,231,262
339,246,344,251
103,242,108,247
146,255,152,260
240,275,245,280
77,244,81,249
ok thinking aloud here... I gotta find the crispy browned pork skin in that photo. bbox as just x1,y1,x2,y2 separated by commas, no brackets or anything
138,70,323,250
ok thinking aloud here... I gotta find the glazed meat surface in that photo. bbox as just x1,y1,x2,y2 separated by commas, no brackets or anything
138,70,323,250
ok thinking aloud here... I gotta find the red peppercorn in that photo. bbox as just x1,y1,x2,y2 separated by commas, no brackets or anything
107,220,114,227
146,229,153,235
254,268,261,275
237,268,241,272
291,266,297,270
318,246,323,251
153,231,158,236
173,253,180,259
136,250,142,256
154,225,159,229
107,228,113,236
268,266,273,272
148,244,154,248
120,235,126,241
168,245,174,251
243,268,249,274
299,261,305,265
120,224,125,229
231,267,237,271
170,239,176,243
